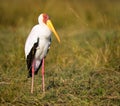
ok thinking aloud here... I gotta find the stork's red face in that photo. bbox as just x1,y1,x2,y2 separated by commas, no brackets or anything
42,13,60,43
43,14,49,24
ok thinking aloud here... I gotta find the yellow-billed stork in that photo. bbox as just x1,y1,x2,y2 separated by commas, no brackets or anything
25,13,60,93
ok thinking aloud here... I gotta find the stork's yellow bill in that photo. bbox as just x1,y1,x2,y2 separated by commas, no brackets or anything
47,20,60,43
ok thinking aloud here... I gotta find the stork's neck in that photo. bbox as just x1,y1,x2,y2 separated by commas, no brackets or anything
38,23,52,39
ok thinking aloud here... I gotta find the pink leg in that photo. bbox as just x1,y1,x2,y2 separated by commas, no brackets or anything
42,58,45,92
31,60,35,94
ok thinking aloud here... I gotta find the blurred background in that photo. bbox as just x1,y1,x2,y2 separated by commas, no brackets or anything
0,0,120,29
0,0,120,105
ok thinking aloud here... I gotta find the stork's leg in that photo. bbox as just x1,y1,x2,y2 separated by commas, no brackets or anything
31,60,35,94
42,58,45,92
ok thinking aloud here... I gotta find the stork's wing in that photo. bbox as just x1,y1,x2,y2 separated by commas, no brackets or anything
25,25,41,57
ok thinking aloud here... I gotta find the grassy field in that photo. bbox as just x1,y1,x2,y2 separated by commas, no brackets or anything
0,0,120,105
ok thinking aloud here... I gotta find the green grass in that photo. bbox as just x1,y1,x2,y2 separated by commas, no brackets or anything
0,0,120,105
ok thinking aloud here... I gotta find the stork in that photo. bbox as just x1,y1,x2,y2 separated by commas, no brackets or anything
25,13,60,93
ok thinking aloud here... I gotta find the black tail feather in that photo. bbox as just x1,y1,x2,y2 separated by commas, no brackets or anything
26,38,39,78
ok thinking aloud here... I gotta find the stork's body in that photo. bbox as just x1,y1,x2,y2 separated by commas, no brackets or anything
25,24,51,77
25,13,60,93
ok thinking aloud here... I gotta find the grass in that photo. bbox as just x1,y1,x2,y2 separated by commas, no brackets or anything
0,0,120,105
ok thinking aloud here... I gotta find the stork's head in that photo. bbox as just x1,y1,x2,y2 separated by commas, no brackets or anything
38,13,60,43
